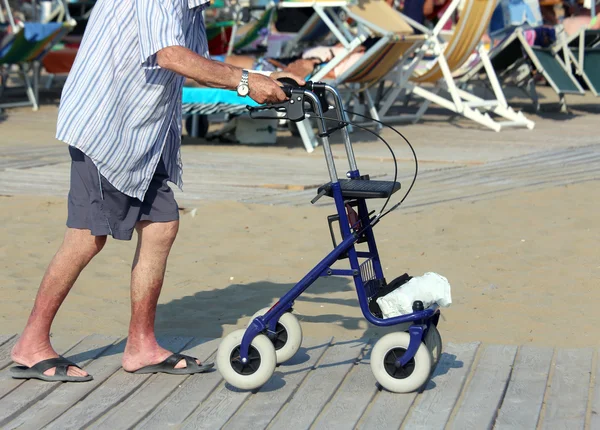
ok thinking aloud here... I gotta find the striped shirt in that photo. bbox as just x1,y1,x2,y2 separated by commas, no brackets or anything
56,0,210,200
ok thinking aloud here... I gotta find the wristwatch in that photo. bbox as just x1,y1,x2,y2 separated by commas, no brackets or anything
237,69,249,97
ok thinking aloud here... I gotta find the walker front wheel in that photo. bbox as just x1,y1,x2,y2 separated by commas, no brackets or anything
371,332,432,393
249,307,303,364
216,329,276,391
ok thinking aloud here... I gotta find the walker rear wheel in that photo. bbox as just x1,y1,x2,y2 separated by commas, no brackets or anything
217,329,276,390
371,332,431,393
424,323,442,372
249,307,303,364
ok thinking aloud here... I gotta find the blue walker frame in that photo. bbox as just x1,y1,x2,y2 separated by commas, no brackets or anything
240,83,439,370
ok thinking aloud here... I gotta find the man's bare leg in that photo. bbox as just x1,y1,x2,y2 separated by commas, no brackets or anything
11,228,107,377
121,220,199,371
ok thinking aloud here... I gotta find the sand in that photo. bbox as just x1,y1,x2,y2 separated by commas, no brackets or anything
1,180,599,348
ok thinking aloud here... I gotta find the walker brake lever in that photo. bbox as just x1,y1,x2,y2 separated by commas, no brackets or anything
247,87,307,122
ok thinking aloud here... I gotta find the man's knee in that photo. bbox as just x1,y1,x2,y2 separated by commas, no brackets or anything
136,220,179,245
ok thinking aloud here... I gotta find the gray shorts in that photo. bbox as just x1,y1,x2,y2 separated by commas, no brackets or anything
66,147,179,241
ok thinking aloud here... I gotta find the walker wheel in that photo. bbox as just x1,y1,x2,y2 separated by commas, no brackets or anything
424,323,442,372
184,115,209,138
216,329,276,391
249,307,303,364
371,332,432,393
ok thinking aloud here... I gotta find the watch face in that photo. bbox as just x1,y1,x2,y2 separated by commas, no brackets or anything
238,84,249,97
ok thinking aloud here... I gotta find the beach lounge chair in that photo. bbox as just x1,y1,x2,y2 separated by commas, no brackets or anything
279,12,333,56
277,0,368,80
567,29,600,96
338,0,426,103
382,0,534,131
461,27,586,112
227,6,277,55
286,0,428,149
0,20,73,110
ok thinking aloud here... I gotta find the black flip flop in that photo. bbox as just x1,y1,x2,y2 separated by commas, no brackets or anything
128,353,214,375
11,356,93,382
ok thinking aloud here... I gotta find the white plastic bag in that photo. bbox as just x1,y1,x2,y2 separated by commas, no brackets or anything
376,272,452,319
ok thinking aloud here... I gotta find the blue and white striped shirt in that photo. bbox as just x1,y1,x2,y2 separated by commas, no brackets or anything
56,0,210,200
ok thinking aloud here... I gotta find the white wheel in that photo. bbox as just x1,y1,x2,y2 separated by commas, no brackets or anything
216,329,276,391
371,332,432,393
424,323,442,372
249,307,303,364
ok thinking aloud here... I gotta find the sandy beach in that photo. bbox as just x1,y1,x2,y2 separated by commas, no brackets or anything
1,179,598,347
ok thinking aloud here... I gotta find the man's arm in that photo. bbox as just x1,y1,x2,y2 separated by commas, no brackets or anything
156,46,243,89
156,46,289,104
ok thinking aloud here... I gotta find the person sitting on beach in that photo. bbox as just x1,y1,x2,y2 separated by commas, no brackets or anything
10,0,303,382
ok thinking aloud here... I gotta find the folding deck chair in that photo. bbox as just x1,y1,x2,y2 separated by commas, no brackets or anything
289,0,427,148
461,27,586,112
227,5,277,55
566,29,600,96
0,21,72,110
382,0,534,131
277,0,368,81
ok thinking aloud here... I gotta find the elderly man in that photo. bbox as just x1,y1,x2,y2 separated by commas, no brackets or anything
10,0,300,382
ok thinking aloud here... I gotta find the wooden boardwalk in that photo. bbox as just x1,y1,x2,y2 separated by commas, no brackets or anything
0,334,598,429
1,142,599,212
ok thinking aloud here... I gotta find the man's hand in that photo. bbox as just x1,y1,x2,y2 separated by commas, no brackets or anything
269,72,306,87
247,74,288,104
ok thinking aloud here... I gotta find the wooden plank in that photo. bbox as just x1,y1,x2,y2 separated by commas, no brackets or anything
44,336,192,430
591,348,600,430
312,342,378,430
134,356,224,429
89,338,219,430
494,346,554,430
223,338,332,430
449,345,517,430
403,342,480,429
0,336,15,348
2,337,125,430
541,348,594,430
179,382,251,429
0,334,114,426
356,390,418,430
267,338,368,429
0,336,18,370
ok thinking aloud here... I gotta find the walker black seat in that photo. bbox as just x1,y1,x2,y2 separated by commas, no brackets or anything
317,179,401,199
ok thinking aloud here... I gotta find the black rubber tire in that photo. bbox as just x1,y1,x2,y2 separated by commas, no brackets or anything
423,323,443,373
185,115,209,138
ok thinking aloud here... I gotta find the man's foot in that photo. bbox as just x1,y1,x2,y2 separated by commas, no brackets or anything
11,338,89,378
122,344,205,373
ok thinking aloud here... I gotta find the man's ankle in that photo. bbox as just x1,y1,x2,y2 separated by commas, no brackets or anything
125,333,159,352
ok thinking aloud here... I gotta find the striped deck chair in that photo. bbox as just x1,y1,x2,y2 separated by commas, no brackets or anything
386,0,534,131
293,0,426,148
0,21,72,110
181,86,318,152
340,0,426,114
